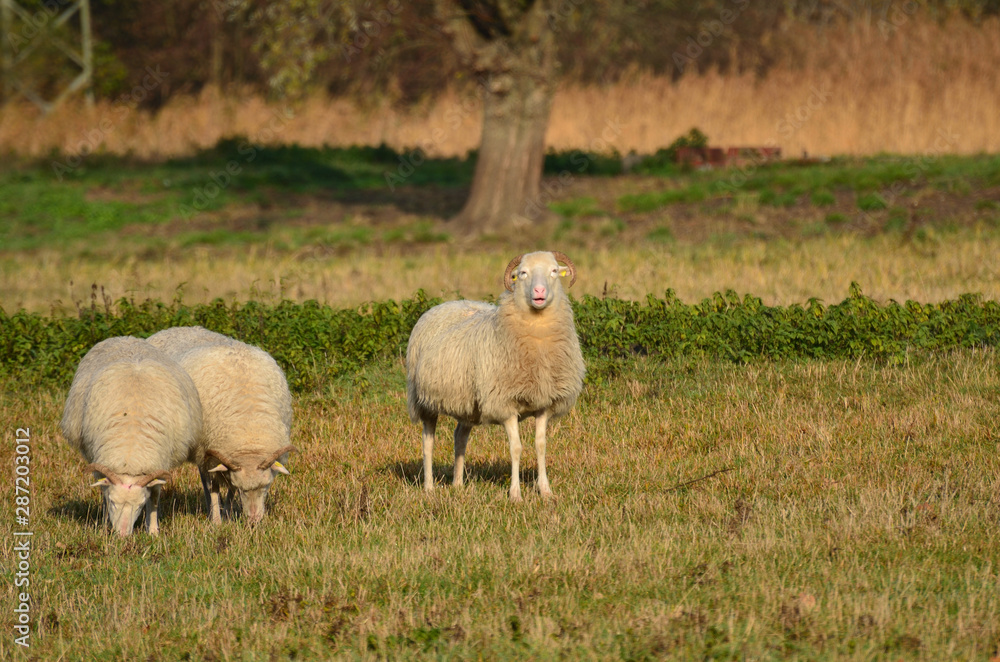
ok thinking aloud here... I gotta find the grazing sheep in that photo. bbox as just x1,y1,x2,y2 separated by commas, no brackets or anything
406,251,585,500
147,326,296,524
60,336,203,536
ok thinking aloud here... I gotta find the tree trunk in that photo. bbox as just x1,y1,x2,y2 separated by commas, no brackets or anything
451,1,556,234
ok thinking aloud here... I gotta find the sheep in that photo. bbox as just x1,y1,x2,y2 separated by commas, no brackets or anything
146,326,296,524
60,336,203,536
406,251,585,500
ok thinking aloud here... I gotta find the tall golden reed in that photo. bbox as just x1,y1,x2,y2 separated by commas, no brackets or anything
1,16,998,158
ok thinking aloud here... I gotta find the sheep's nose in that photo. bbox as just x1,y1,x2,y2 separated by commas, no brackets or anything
533,285,546,297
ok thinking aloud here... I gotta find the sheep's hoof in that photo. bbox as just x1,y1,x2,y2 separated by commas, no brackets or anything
509,490,522,502
539,489,554,500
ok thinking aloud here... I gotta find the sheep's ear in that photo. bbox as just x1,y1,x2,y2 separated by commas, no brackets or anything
208,464,230,473
91,478,111,488
146,478,167,487
271,461,291,476
558,267,568,278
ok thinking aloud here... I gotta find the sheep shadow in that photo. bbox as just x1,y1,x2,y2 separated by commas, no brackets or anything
387,459,538,491
49,486,209,529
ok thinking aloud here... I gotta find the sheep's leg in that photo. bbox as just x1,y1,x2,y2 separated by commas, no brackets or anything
223,484,236,517
199,467,213,515
422,415,438,491
208,473,223,524
146,485,161,536
453,421,473,487
503,416,523,501
534,410,553,498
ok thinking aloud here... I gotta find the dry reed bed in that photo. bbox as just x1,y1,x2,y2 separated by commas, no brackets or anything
1,17,999,159
3,232,999,315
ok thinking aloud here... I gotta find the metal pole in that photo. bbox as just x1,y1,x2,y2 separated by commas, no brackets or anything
80,0,92,107
1,0,12,103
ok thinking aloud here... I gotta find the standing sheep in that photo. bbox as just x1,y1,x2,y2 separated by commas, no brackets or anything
60,336,204,536
147,327,296,524
406,251,585,500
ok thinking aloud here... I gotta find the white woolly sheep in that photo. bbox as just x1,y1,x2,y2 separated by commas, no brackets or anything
406,251,585,500
147,326,296,524
60,336,204,536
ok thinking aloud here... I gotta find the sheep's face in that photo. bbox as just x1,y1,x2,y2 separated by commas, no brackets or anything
92,477,155,536
212,459,291,523
231,468,275,524
510,253,568,311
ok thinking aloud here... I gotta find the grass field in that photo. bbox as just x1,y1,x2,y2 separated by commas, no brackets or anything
1,145,1000,659
1,353,999,660
2,149,999,314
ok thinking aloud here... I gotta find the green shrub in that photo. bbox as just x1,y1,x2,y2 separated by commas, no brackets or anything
544,149,622,176
4,286,999,393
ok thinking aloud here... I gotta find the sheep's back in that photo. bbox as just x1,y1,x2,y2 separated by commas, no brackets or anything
147,326,235,355
177,343,292,457
61,337,203,474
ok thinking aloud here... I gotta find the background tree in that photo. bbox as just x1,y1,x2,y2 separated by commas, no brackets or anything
440,0,556,232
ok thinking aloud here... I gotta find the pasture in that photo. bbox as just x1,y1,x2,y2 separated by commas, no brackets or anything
1,148,999,660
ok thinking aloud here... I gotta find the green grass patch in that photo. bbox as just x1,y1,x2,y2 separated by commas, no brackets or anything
646,225,675,243
811,188,836,206
618,185,707,213
382,220,450,245
825,212,848,226
857,192,889,211
758,187,799,207
548,196,605,218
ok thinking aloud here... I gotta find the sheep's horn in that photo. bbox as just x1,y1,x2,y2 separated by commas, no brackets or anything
136,471,172,488
258,445,298,471
86,463,122,485
504,254,524,292
205,449,241,471
551,251,577,288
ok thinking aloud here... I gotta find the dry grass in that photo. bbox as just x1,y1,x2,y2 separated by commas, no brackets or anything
3,229,1000,315
1,351,998,659
2,16,999,159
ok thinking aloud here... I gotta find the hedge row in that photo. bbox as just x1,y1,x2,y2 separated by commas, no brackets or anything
2,284,998,392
